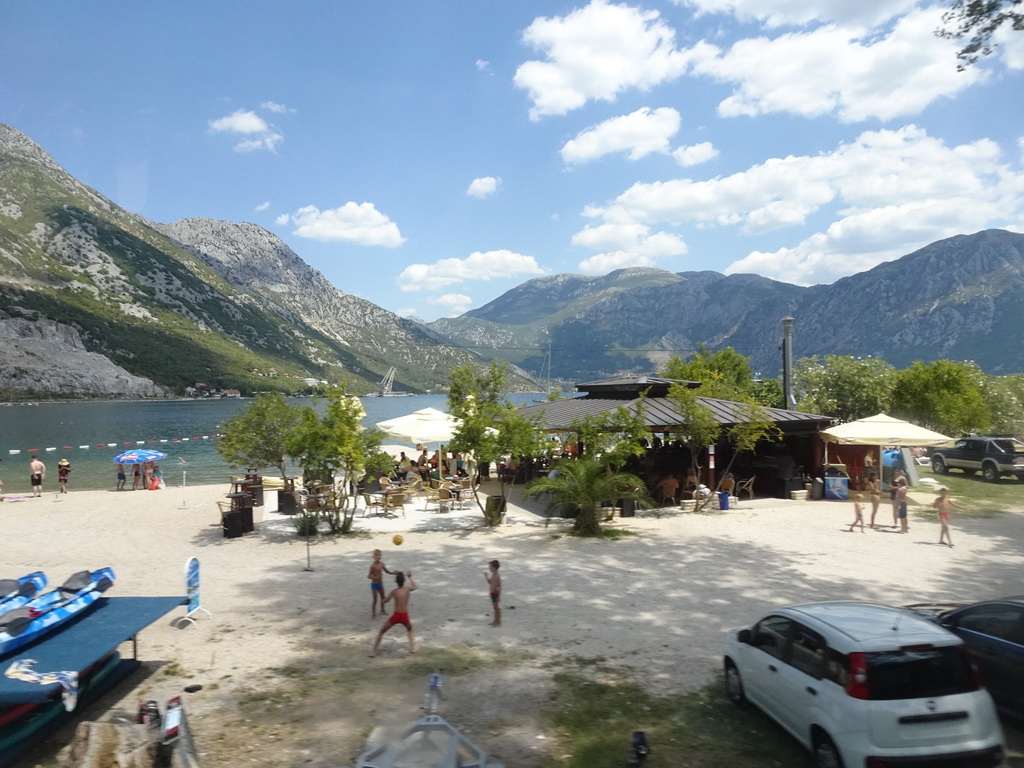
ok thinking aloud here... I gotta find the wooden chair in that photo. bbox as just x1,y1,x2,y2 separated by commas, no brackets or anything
735,477,756,500
361,492,385,517
386,492,407,518
438,487,455,513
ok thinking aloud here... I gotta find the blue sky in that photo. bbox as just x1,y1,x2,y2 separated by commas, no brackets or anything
3,1,1023,321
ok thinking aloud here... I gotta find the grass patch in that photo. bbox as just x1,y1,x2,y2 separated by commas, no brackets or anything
914,468,1022,518
539,659,810,768
567,527,638,540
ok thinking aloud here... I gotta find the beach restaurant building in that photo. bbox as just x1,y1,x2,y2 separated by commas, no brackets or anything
516,376,834,499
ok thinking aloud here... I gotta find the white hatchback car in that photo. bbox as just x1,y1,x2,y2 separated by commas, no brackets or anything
723,602,1005,768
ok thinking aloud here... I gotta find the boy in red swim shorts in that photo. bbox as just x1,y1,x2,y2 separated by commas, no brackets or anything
932,487,963,548
370,570,417,657
485,559,501,627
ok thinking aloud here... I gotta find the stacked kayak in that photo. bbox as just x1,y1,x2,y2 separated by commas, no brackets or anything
0,568,115,658
0,573,47,617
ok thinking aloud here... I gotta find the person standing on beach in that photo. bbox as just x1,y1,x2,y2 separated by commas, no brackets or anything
896,481,909,534
116,464,127,491
370,570,417,657
367,549,395,619
28,455,45,497
866,471,882,528
132,464,142,491
889,469,907,527
57,459,71,494
933,487,963,547
485,559,502,627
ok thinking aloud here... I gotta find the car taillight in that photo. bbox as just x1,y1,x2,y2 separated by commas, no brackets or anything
846,652,870,699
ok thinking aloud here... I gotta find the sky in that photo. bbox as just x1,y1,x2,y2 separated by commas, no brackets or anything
3,1,1024,322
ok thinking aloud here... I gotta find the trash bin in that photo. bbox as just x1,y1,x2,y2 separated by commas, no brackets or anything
718,491,730,510
222,510,243,539
810,477,824,500
620,498,636,517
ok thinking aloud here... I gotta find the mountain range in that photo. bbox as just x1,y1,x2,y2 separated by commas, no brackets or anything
429,229,1024,379
3,122,1022,400
0,123,497,398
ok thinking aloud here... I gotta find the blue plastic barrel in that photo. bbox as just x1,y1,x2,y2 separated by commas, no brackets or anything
718,491,730,510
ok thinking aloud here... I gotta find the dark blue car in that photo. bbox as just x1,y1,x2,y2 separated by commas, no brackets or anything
905,598,1024,720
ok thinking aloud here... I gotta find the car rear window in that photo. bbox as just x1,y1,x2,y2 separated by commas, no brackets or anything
866,647,975,700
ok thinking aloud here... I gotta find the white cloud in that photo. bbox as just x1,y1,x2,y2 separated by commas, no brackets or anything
274,213,289,226
208,108,284,152
691,8,986,122
254,201,270,212
561,107,681,164
428,293,473,315
476,59,491,72
579,125,1024,284
672,141,719,167
395,307,418,318
573,223,687,273
514,0,697,119
283,203,405,246
677,0,917,28
467,177,500,198
995,23,1024,69
397,250,546,292
209,109,268,134
261,101,293,113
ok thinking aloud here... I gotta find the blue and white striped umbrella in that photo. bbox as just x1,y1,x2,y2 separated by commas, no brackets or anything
112,449,168,464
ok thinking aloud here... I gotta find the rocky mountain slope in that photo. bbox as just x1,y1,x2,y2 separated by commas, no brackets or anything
0,124,495,397
430,229,1024,379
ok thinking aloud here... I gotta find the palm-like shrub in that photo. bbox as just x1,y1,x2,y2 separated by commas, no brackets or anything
524,457,651,536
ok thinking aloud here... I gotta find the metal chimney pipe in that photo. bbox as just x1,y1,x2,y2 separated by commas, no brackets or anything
782,317,795,410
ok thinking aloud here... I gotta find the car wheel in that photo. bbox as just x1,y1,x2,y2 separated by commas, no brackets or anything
982,463,999,482
724,659,746,705
812,733,845,768
932,457,947,474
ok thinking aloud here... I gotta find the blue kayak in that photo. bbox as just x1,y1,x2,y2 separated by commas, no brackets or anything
0,568,115,657
0,573,47,618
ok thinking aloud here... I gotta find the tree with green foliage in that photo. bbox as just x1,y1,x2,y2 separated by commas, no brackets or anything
982,373,1024,434
285,388,383,533
663,345,755,400
566,398,650,468
892,360,991,436
523,456,650,536
937,0,1023,69
666,383,721,495
216,392,301,479
448,361,546,522
794,355,897,422
752,376,785,409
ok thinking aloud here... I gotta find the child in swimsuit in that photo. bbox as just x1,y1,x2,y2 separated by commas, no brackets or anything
371,571,417,657
932,487,963,547
367,549,395,619
485,559,502,627
847,493,865,533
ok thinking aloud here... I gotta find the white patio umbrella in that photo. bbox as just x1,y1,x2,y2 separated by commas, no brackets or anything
375,407,460,445
821,413,953,447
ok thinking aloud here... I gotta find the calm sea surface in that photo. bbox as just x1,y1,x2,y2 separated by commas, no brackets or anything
0,394,540,493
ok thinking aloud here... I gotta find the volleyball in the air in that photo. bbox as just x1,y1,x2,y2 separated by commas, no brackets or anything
393,534,404,546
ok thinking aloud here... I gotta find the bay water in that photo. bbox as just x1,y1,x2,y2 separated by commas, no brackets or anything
0,394,540,494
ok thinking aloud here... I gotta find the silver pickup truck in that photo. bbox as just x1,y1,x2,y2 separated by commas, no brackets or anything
930,436,1024,482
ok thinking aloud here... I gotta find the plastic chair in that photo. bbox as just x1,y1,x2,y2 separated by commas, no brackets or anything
735,477,756,500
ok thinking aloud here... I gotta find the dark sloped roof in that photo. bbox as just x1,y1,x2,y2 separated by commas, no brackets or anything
517,395,831,432
575,376,700,397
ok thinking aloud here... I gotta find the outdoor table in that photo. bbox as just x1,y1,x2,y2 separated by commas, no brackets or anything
226,491,254,533
369,490,398,518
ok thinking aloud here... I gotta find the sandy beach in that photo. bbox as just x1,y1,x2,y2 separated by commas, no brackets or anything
2,480,1022,766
